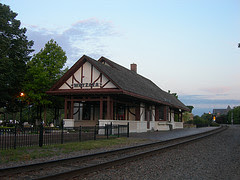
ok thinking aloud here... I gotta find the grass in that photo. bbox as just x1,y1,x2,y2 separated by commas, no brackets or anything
0,138,145,164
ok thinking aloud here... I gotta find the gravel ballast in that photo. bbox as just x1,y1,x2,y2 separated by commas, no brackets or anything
83,125,240,180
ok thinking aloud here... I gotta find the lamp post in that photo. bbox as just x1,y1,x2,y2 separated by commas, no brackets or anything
19,92,25,124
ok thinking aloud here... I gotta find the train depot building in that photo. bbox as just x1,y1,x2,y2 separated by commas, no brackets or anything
47,55,189,132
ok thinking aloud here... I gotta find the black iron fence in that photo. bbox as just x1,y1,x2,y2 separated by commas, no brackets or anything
0,122,129,150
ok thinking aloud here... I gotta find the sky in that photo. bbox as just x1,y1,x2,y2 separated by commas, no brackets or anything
1,0,240,116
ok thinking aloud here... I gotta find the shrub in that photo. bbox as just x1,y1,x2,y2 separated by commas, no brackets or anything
193,116,209,128
210,121,220,127
184,120,194,124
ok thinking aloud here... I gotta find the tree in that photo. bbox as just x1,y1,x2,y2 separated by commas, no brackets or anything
23,39,67,124
216,114,228,124
168,90,178,99
193,115,208,127
0,3,33,112
186,106,194,113
201,113,212,125
227,106,240,124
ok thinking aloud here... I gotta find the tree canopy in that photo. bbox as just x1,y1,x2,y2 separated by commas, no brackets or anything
24,39,67,106
0,3,33,111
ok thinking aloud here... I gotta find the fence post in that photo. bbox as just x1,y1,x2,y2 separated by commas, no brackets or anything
127,122,129,137
39,123,43,147
110,122,112,135
61,121,64,144
14,124,17,149
79,126,82,142
106,124,109,139
94,126,96,140
118,125,120,138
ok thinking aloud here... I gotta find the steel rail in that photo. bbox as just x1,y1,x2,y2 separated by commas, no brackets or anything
0,126,227,180
37,126,228,180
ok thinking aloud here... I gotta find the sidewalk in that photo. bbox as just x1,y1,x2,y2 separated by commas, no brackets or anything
129,127,219,141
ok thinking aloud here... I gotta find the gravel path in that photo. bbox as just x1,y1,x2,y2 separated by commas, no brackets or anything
82,125,240,180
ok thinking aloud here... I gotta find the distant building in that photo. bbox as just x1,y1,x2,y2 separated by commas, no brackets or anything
213,106,231,117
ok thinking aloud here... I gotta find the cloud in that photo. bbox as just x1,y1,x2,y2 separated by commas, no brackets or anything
200,86,231,95
25,18,118,67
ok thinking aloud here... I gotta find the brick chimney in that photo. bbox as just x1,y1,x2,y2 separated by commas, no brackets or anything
130,63,137,73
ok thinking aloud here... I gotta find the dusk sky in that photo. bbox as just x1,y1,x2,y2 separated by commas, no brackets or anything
2,0,240,115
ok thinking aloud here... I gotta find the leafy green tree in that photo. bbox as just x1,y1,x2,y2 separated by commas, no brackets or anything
186,106,194,113
193,115,208,127
0,3,33,112
24,39,67,124
201,113,213,124
182,112,193,122
216,114,228,124
228,106,240,124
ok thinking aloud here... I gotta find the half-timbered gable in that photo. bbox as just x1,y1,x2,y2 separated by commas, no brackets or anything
59,61,116,90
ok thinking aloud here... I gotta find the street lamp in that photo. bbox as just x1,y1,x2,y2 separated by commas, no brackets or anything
19,92,25,124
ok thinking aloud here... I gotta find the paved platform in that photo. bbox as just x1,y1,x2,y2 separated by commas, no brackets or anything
129,127,219,141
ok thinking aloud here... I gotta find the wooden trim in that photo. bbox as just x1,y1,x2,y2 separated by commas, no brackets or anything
73,74,80,84
102,80,110,88
100,73,102,87
81,65,83,85
46,89,122,95
100,96,103,119
155,106,159,121
121,90,188,111
70,97,74,119
49,55,87,91
110,99,113,119
93,73,101,83
65,82,72,89
72,75,74,88
163,106,167,121
98,57,115,68
64,98,67,119
107,96,111,119
135,105,140,121
91,64,93,89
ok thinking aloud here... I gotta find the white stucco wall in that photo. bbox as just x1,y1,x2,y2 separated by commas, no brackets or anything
59,61,116,89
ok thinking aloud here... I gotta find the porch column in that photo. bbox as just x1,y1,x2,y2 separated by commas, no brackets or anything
64,98,68,119
100,96,103,119
107,96,111,119
110,98,113,119
163,106,168,121
70,97,74,119
135,105,140,121
169,108,172,122
140,103,145,121
155,106,159,121
127,106,129,120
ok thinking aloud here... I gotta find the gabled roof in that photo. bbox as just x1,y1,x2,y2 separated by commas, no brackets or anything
213,106,231,115
48,55,189,111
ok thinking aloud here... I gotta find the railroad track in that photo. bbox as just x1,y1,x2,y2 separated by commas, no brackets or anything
0,126,228,180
